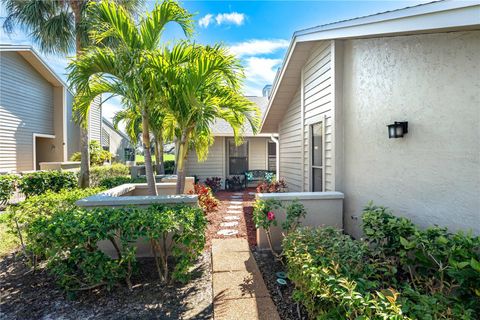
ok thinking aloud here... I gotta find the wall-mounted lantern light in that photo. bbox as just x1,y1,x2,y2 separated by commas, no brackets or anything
387,121,408,138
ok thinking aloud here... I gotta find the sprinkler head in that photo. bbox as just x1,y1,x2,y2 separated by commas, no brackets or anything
276,278,287,286
276,272,287,279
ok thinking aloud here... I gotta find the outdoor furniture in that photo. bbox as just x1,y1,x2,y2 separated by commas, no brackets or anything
225,175,245,191
244,170,275,188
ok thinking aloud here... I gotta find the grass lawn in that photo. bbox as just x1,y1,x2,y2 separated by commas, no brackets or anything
0,213,19,256
135,153,175,163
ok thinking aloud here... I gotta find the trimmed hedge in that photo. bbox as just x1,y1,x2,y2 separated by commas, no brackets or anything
90,163,130,187
18,171,77,198
283,204,480,319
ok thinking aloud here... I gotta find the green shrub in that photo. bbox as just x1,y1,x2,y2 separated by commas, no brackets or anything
18,171,77,198
98,176,133,189
0,174,18,205
135,160,175,174
11,190,206,291
70,140,112,166
283,204,480,319
90,163,130,187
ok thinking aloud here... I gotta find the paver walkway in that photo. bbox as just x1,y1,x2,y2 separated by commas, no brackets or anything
211,191,280,320
211,238,280,320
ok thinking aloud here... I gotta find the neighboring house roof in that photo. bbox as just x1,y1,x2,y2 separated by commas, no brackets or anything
261,0,480,132
212,95,273,137
0,44,69,89
102,117,132,143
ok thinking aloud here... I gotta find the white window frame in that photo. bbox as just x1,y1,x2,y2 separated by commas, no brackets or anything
309,118,325,192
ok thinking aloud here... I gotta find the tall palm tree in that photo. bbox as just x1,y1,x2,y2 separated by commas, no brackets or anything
3,0,143,188
150,44,261,194
68,0,193,195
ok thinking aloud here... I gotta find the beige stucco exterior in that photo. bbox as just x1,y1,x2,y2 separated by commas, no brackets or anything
340,31,480,237
263,28,480,236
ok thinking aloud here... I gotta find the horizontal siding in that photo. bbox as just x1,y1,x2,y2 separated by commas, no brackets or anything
0,52,54,172
89,96,102,143
279,90,303,192
185,136,225,182
303,41,334,191
248,137,268,171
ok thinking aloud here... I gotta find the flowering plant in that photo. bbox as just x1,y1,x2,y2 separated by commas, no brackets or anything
267,211,275,221
256,178,288,193
189,184,219,213
205,177,222,193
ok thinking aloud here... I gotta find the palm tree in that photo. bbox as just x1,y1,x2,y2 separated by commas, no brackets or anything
3,0,143,188
68,0,193,195
150,44,261,194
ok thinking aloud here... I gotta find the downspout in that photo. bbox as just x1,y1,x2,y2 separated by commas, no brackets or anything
270,135,280,177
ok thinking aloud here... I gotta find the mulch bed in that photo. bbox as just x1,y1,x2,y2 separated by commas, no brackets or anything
252,250,308,320
0,251,213,320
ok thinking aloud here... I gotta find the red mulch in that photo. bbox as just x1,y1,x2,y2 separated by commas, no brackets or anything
204,188,257,250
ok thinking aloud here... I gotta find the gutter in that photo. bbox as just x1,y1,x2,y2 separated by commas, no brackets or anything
270,135,280,177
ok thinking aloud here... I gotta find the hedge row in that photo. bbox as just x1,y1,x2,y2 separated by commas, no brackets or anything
283,204,480,319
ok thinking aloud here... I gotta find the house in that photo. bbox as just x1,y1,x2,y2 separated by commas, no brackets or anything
260,0,480,237
101,117,135,163
0,45,102,172
185,94,278,186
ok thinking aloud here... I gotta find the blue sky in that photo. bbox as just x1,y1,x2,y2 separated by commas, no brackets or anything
0,0,431,125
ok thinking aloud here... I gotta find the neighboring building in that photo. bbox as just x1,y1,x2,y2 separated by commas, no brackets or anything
101,117,134,163
260,1,480,236
185,95,278,185
0,45,102,172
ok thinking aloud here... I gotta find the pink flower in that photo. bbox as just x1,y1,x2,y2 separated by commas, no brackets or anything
267,211,275,221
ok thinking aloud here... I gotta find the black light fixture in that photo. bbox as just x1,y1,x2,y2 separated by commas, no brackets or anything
387,121,408,138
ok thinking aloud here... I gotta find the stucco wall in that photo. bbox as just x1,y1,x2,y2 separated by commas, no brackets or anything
341,31,480,237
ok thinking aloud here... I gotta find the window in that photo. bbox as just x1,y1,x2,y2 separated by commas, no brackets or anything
267,141,276,172
311,122,324,191
228,139,248,175
124,148,135,161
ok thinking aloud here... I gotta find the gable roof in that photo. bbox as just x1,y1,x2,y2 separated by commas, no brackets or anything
260,0,480,132
212,95,272,136
102,117,132,142
0,44,68,88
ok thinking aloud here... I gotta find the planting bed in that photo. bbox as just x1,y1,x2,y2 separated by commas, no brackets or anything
252,250,307,320
0,251,213,319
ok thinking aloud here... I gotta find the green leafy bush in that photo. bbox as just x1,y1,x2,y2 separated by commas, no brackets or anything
282,204,480,319
70,140,112,166
135,160,175,174
90,163,130,187
98,176,134,189
0,174,18,205
17,171,77,198
9,189,206,292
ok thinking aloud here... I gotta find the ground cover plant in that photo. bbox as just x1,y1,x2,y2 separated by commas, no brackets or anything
18,171,77,198
282,203,480,319
256,177,288,193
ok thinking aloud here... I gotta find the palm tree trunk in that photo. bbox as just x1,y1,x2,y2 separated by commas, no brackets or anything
142,113,157,195
175,133,188,194
154,139,160,166
157,135,165,175
72,1,90,188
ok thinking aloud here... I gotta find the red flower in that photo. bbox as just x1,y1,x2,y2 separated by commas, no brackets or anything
267,211,275,221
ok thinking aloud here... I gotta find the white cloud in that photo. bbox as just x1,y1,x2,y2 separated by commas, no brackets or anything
229,39,289,58
242,57,282,96
198,14,213,28
215,12,245,26
198,12,245,28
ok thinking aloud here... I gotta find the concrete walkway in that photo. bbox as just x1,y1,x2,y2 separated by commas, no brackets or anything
211,238,280,320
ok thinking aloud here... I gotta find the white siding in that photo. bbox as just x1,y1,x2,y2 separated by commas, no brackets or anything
278,90,303,192
248,138,268,171
0,52,54,172
89,96,102,143
185,137,225,182
277,41,335,192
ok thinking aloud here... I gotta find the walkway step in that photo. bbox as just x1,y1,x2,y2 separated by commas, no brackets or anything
217,229,238,236
220,221,238,227
227,205,242,209
224,215,240,220
229,201,243,205
212,238,280,320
